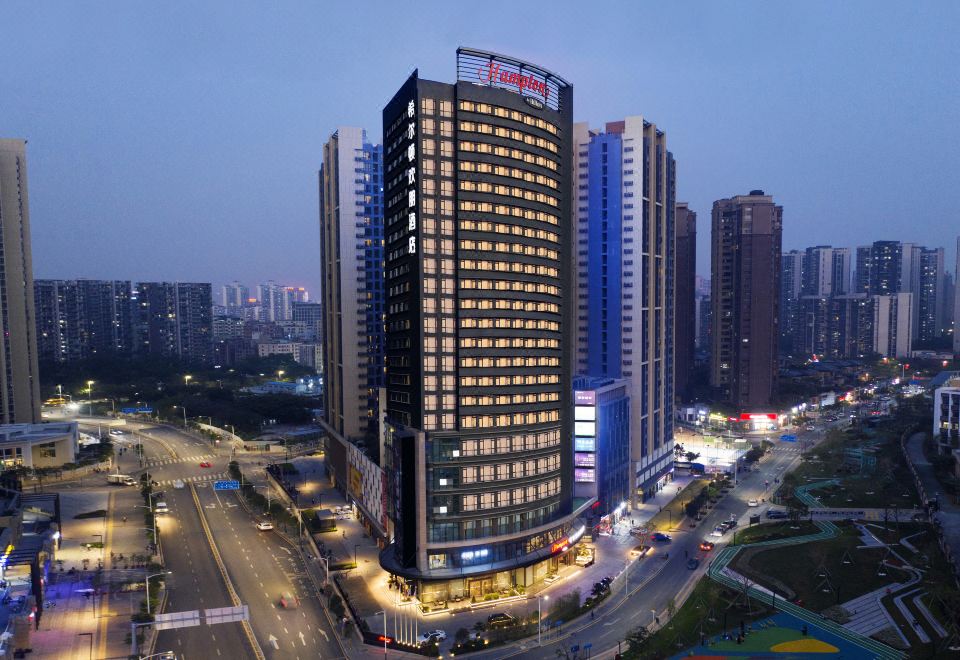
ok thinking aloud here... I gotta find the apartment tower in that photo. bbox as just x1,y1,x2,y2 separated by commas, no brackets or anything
318,127,385,456
0,139,41,424
710,190,782,410
572,117,676,510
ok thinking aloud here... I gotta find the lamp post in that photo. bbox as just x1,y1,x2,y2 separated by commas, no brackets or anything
87,380,95,416
538,594,549,646
277,370,285,382
77,632,93,660
145,571,172,614
183,375,192,387
174,405,187,427
374,609,387,658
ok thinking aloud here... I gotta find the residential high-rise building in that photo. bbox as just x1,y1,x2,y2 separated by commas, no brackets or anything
868,241,903,296
134,282,212,363
917,247,944,343
0,139,41,424
34,280,133,363
319,126,384,459
710,190,782,410
572,115,676,508
832,247,852,295
675,203,696,402
780,250,804,355
696,294,711,352
872,292,913,358
955,237,960,354
221,281,249,315
855,245,872,294
379,49,586,605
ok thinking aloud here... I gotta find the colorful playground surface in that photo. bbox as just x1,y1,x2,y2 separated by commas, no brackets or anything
670,612,884,658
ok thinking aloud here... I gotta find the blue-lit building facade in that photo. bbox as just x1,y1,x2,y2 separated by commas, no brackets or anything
572,117,675,514
319,127,389,542
572,377,631,518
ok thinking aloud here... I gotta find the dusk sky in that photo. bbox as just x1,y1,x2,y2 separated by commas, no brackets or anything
3,1,958,296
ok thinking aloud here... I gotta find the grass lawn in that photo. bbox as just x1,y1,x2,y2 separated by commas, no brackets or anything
624,578,775,659
733,523,912,612
731,520,820,546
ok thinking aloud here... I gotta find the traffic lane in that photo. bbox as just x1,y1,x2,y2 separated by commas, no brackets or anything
196,484,340,659
154,486,251,659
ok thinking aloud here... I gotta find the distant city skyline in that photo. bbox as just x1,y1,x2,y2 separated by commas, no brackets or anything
3,2,958,292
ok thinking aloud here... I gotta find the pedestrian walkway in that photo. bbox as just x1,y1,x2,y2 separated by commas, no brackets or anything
154,471,229,486
141,453,215,468
841,585,904,638
904,431,960,574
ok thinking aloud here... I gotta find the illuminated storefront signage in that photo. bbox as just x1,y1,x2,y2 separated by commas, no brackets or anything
456,48,568,112
525,96,545,110
739,413,777,421
574,452,595,467
575,391,596,406
574,468,596,483
551,538,570,554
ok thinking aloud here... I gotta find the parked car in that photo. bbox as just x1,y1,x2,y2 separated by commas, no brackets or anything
686,558,700,570
256,521,274,531
699,541,715,552
418,630,447,645
487,612,516,627
651,532,672,542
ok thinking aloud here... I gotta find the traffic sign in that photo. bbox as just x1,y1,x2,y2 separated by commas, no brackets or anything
137,407,154,413
121,407,138,414
213,480,240,491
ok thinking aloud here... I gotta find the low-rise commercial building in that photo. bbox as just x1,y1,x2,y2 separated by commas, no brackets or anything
933,377,960,453
0,422,79,469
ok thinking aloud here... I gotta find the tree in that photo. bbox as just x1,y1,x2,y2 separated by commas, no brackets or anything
685,451,701,462
624,627,650,653
787,499,809,525
454,627,470,644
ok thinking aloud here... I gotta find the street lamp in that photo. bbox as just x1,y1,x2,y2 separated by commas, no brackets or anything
277,370,285,381
184,374,192,386
174,405,187,426
538,594,549,646
374,609,387,658
145,571,172,614
87,380,95,416
77,632,93,660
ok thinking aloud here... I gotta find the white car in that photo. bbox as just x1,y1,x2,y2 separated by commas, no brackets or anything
173,480,185,489
256,521,274,531
418,630,447,645
709,526,725,537
748,499,759,507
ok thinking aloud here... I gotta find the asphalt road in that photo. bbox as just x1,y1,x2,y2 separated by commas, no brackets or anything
122,423,256,659
195,484,343,659
466,424,837,660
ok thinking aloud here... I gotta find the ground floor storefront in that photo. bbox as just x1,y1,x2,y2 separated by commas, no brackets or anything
401,542,584,612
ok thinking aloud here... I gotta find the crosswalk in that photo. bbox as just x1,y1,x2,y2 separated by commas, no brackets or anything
773,446,803,453
154,472,228,487
141,454,215,468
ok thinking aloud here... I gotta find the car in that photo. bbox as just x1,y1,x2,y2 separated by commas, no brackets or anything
709,526,725,537
651,532,672,542
765,509,788,519
199,462,212,468
747,499,759,507
256,521,274,531
599,576,613,588
154,501,169,515
418,630,447,645
173,479,184,489
279,592,300,609
805,425,815,431
487,612,516,627
108,429,123,436
699,541,715,552
686,558,700,570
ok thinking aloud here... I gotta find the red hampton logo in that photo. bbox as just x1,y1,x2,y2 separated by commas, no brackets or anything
478,62,549,101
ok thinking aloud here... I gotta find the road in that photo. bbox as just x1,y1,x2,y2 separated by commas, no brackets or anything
121,423,256,659
464,423,836,660
195,482,342,659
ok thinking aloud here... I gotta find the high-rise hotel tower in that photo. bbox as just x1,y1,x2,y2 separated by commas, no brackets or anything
379,49,588,605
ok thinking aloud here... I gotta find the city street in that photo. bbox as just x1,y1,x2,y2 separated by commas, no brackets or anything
195,481,343,658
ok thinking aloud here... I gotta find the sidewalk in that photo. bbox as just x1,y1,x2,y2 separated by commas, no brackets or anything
903,431,960,578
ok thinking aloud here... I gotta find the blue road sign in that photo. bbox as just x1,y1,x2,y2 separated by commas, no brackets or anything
121,407,137,414
780,434,797,442
137,407,154,413
214,480,240,491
